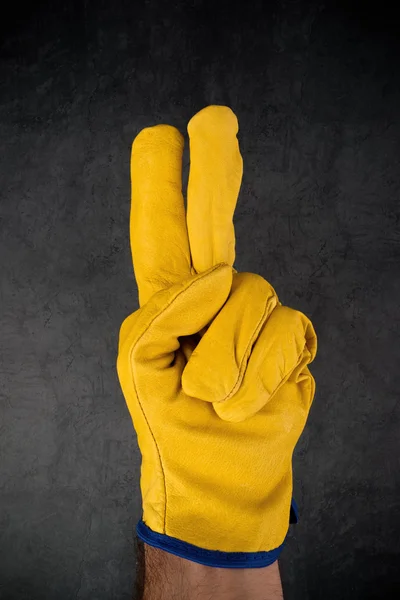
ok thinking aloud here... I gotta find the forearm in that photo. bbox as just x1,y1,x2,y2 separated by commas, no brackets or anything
138,541,284,600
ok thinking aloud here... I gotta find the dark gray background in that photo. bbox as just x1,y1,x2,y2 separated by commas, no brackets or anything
1,1,399,598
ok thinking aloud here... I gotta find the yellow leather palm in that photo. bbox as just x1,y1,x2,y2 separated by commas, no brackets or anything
117,106,317,567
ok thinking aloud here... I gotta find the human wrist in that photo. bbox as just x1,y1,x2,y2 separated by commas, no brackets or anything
141,542,284,600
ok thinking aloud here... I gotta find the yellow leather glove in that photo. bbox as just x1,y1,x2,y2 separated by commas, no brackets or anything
117,105,317,568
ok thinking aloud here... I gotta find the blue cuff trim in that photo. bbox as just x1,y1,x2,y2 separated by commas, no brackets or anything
136,520,285,568
290,498,299,524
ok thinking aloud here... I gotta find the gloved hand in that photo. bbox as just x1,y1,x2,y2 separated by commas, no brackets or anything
117,105,317,568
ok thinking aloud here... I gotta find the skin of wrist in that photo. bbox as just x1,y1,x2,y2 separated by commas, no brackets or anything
139,541,284,600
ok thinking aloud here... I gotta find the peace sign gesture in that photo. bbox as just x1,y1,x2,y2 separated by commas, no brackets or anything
117,105,317,568
130,105,242,307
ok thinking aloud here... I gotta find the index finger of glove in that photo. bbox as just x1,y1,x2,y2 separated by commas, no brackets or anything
130,124,192,307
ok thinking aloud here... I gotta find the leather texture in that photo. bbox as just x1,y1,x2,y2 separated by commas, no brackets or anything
117,105,317,557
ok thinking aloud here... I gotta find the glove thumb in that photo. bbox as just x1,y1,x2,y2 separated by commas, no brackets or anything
117,263,233,374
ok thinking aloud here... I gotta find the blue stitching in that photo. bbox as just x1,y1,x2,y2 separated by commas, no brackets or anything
136,520,285,568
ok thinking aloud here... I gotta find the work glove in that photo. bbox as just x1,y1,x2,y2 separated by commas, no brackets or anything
117,105,317,568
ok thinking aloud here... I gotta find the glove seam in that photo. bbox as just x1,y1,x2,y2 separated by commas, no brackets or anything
129,263,226,534
128,362,168,532
223,308,315,412
221,293,278,403
267,341,313,403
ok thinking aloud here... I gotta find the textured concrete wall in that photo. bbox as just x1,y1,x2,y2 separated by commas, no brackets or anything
1,1,399,598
